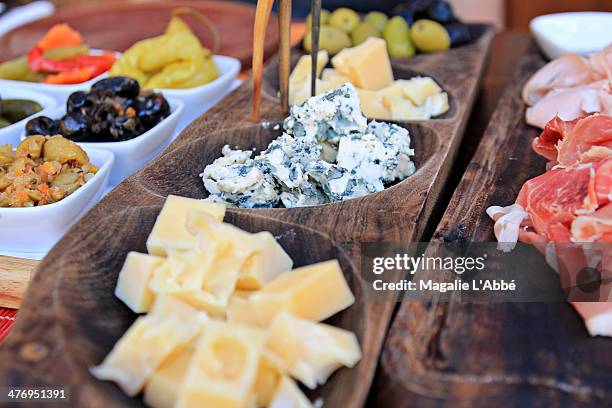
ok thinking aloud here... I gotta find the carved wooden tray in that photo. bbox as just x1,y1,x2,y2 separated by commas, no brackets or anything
373,43,612,407
0,25,494,407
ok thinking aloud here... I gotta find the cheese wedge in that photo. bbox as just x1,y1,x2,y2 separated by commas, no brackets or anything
176,320,266,408
358,89,391,120
289,51,329,91
253,352,282,407
227,291,258,325
382,95,430,121
269,376,313,408
266,312,362,389
147,195,226,256
402,76,442,106
237,231,293,290
249,260,354,326
90,311,205,396
144,341,197,408
424,92,449,117
115,252,163,313
331,37,393,90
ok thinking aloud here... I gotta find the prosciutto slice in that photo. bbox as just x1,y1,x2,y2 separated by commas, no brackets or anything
488,114,612,337
532,114,612,167
522,45,612,128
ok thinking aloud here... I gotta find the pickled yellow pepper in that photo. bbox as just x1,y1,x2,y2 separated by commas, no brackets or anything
110,16,219,89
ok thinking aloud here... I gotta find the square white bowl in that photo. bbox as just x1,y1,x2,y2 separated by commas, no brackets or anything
531,12,612,60
0,147,114,253
22,98,184,185
0,49,114,102
157,55,241,131
0,86,57,144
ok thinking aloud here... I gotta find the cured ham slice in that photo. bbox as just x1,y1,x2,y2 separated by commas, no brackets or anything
525,83,612,129
571,202,612,242
522,54,599,105
532,114,612,167
523,45,612,128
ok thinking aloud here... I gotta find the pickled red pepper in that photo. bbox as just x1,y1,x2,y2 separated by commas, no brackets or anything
26,24,116,85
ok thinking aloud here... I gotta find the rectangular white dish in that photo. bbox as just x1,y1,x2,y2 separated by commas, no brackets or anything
158,55,241,132
21,98,184,185
0,147,114,253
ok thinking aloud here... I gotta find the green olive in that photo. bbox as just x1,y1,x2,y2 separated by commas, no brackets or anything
0,99,43,123
0,118,10,129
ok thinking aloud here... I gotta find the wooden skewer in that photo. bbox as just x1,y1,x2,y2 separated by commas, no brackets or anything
310,0,322,96
252,0,275,122
278,0,292,115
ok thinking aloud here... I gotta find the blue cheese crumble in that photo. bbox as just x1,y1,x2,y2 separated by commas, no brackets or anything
201,84,417,208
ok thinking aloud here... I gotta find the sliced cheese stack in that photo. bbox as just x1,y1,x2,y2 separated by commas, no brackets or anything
91,194,361,408
289,37,449,121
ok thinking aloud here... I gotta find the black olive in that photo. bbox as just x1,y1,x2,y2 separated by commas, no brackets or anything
59,113,89,141
445,22,472,46
89,103,116,134
109,115,142,141
92,76,140,99
396,9,416,26
392,0,434,15
25,116,59,136
136,92,170,129
426,1,457,24
66,91,89,113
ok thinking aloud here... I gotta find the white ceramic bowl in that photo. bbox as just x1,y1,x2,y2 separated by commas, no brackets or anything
23,98,184,185
0,87,57,144
158,55,241,131
531,12,612,60
0,147,114,253
0,49,114,101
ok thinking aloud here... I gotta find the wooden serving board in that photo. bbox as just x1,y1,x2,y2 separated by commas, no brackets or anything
0,25,493,407
373,42,612,407
0,0,279,69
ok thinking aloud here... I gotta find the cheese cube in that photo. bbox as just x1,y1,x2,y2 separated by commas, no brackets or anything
382,95,430,121
357,89,391,120
176,321,266,408
227,291,258,325
331,37,393,90
289,51,328,91
249,260,355,326
253,352,282,407
90,312,205,396
147,195,226,256
269,376,313,408
150,294,207,319
290,78,337,106
150,249,215,293
321,68,349,84
266,312,362,389
402,77,442,106
115,252,163,313
424,92,449,117
237,231,293,290
144,342,196,408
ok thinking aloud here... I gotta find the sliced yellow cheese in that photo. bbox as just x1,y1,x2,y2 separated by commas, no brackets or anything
176,320,266,408
90,312,205,396
253,352,282,407
269,376,313,408
237,231,293,290
115,252,163,313
289,51,329,91
424,92,449,117
320,68,349,82
331,37,393,91
227,291,258,325
357,89,391,120
382,95,430,121
249,260,355,326
144,341,196,408
147,195,226,256
402,76,442,106
266,312,362,389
